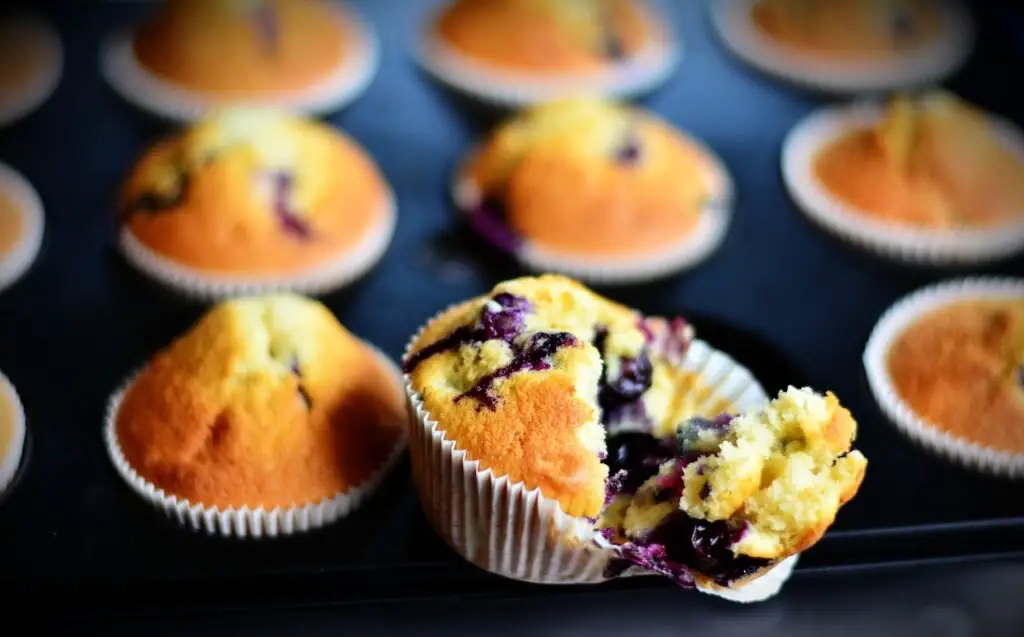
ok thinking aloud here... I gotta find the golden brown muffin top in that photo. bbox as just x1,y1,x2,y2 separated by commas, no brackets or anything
434,0,651,72
116,294,405,509
133,0,350,96
752,0,944,58
464,98,713,256
887,298,1024,452
0,187,24,257
120,108,388,275
815,91,1024,229
0,382,15,462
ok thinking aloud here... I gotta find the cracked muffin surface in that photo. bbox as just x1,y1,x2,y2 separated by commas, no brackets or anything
433,0,651,72
814,91,1024,229
132,0,350,96
752,0,944,58
115,294,405,509
119,108,389,275
887,298,1024,452
462,98,715,257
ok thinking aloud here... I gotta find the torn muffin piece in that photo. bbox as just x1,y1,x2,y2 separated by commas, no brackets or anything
599,387,867,589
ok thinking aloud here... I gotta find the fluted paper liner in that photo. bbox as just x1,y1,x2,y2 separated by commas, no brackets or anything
118,192,396,301
100,1,379,122
0,369,27,500
864,277,1024,478
782,101,1024,265
403,304,801,602
104,348,407,538
0,15,62,127
451,145,734,285
415,2,680,108
0,162,45,295
710,0,974,94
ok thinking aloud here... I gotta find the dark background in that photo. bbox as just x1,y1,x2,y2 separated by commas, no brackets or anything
1,0,1023,631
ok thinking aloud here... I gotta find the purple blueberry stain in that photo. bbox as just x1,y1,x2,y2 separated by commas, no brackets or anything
676,413,734,454
290,357,313,410
469,200,524,254
603,432,676,496
249,0,279,54
614,128,643,165
891,6,915,43
267,171,313,240
1016,364,1024,388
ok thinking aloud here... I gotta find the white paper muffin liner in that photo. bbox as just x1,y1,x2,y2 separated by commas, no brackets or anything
451,143,734,285
104,347,407,538
864,277,1024,479
0,369,27,500
0,161,45,295
709,0,974,94
415,2,680,108
0,15,62,127
403,303,801,602
100,1,379,122
119,190,396,300
782,101,1024,266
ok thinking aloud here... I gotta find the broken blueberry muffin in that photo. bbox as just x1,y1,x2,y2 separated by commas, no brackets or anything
885,297,1024,454
113,294,405,510
131,0,356,98
815,91,1024,229
118,108,393,284
455,98,728,279
404,275,865,589
752,0,945,58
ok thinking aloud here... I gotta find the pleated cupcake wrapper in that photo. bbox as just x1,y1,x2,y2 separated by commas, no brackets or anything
0,15,62,127
864,277,1024,479
100,1,379,122
104,348,408,538
0,162,45,295
415,3,680,108
118,192,396,301
403,303,798,602
709,0,974,94
0,369,28,500
782,101,1024,266
450,146,734,285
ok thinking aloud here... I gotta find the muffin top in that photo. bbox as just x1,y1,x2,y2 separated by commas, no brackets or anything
463,98,714,257
0,17,57,101
133,0,350,96
120,108,388,274
115,294,405,509
815,91,1024,229
887,298,1024,452
752,0,944,58
434,0,652,72
0,378,17,465
0,185,24,258
406,274,713,519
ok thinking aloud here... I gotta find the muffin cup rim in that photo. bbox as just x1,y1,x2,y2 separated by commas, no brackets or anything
709,0,975,94
0,368,28,500
104,345,408,538
450,140,734,285
98,0,379,122
117,188,397,300
0,161,45,295
402,298,799,602
781,100,1024,266
863,277,1024,478
0,13,63,127
414,0,681,107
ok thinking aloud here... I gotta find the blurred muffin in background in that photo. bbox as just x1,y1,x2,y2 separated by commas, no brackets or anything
0,369,27,502
107,294,406,535
117,108,395,299
419,0,679,106
814,91,1024,230
453,98,733,284
0,14,61,126
0,162,44,295
103,0,378,120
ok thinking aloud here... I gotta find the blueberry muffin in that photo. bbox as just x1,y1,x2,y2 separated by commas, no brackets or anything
118,108,394,295
0,15,61,126
815,91,1024,229
751,0,944,58
404,275,866,589
455,99,730,281
132,0,353,98
886,298,1024,453
113,294,405,511
421,0,677,104
0,369,27,500
0,162,44,294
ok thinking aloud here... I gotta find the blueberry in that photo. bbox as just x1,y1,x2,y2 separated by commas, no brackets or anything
603,352,653,406
604,432,674,495
478,293,531,341
676,414,733,454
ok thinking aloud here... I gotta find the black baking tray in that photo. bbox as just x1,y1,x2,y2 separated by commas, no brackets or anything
1,0,1023,617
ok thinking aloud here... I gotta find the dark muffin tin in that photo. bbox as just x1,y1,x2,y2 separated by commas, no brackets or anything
0,0,1022,617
